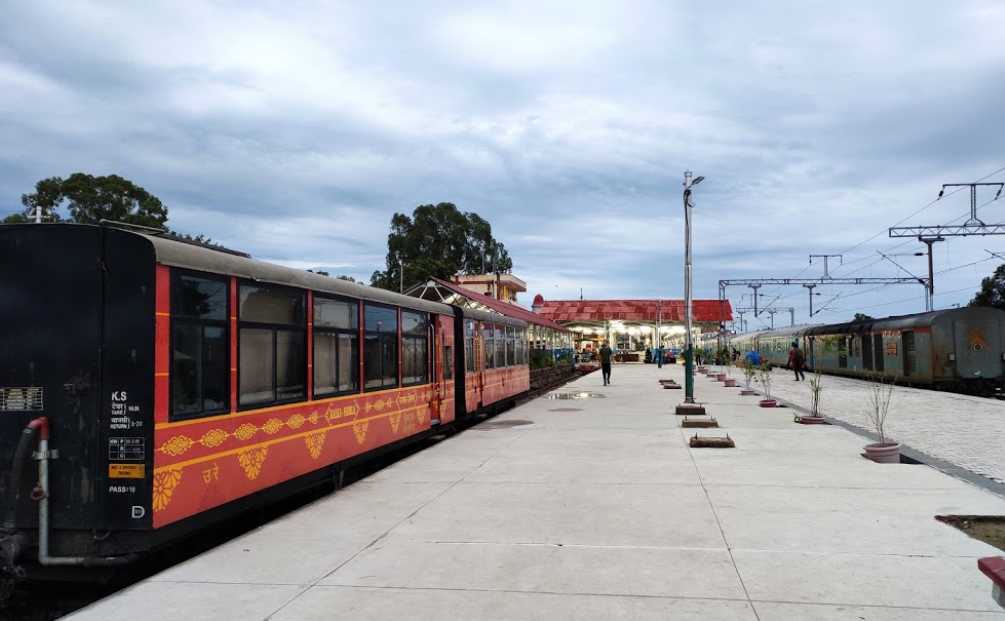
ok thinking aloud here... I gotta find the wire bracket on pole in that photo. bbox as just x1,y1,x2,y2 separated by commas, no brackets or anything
809,254,843,279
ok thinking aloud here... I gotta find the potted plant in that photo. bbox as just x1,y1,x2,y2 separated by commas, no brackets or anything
740,358,758,395
864,374,899,463
758,362,777,407
716,347,729,382
723,355,738,387
797,370,827,424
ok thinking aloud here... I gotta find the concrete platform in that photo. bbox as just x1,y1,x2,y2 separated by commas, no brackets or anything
68,364,1005,620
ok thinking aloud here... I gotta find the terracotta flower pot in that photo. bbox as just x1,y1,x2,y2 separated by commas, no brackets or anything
724,379,737,387
715,373,727,381
758,398,777,408
864,442,901,464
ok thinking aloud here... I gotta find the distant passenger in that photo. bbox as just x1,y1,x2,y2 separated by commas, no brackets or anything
599,341,613,386
745,350,761,367
788,341,806,381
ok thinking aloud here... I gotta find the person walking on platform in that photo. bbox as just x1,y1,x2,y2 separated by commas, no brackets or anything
788,341,806,381
599,341,613,386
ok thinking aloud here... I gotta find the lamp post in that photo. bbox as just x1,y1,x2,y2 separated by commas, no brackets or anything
682,171,704,404
397,253,404,293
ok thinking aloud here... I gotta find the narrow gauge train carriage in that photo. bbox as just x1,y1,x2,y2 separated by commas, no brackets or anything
731,308,1005,393
0,224,529,579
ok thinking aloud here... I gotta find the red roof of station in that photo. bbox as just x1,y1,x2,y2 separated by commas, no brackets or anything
431,278,572,332
532,298,733,323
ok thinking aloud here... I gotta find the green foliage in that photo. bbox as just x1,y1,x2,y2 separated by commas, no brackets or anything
15,173,168,228
853,313,874,322
2,212,29,224
969,264,1005,311
5,173,218,247
370,202,512,292
530,348,555,369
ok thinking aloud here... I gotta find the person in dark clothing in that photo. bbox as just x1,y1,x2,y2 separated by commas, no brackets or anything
788,341,806,381
599,341,613,385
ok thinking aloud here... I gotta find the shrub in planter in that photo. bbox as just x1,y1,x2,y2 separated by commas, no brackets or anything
796,371,827,424
757,362,776,407
864,374,899,463
740,359,758,395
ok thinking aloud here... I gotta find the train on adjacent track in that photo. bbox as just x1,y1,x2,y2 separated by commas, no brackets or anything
0,224,539,582
721,307,1005,394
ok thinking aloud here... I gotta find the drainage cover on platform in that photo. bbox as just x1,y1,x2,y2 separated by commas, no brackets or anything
546,391,605,400
473,419,534,430
547,407,583,412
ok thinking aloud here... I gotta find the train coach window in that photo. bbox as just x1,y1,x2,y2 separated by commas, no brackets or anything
171,272,229,420
465,320,476,372
314,297,359,397
484,324,495,369
402,311,429,386
506,327,516,366
365,305,398,390
443,345,454,380
239,284,306,407
495,325,506,368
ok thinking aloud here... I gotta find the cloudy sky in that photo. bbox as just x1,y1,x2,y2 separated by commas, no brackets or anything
2,1,1004,328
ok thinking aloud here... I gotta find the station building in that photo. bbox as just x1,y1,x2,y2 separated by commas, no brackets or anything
531,295,733,356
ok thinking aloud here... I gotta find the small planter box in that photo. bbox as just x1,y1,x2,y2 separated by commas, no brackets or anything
863,442,901,463
723,379,738,387
689,434,735,448
794,415,828,425
681,416,718,428
662,383,681,390
675,403,706,416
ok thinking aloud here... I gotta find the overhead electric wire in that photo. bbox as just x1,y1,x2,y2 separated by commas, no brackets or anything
729,163,1005,322
834,163,1005,260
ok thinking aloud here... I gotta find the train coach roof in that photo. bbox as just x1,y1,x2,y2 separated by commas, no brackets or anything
458,306,528,328
110,225,455,316
803,307,1005,335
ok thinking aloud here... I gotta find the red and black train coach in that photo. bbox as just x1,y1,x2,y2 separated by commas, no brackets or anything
0,223,530,579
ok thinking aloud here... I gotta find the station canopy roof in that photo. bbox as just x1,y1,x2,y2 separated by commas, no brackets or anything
408,277,572,332
532,297,732,324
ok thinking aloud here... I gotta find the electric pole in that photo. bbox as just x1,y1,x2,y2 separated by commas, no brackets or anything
748,284,762,317
919,236,944,311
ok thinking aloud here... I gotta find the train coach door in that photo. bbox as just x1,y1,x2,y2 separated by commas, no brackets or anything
0,226,105,529
873,334,885,372
953,319,996,379
902,331,915,377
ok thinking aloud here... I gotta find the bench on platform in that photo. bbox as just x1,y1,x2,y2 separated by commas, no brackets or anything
978,557,1005,608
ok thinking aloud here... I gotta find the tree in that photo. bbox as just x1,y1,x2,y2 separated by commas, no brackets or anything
7,173,168,228
970,264,1005,311
370,203,512,292
853,313,874,322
